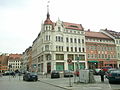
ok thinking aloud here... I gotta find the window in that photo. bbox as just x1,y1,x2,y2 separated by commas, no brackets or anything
62,46,63,51
68,54,74,60
56,46,58,51
88,54,90,58
66,37,69,42
46,26,48,30
58,36,60,42
82,48,85,52
56,54,64,60
71,47,73,52
82,39,84,43
49,35,50,40
45,45,49,51
61,37,63,42
75,47,77,52
56,36,57,41
56,46,64,51
78,39,80,43
79,47,81,52
59,46,61,51
74,38,77,43
67,47,69,51
58,27,61,31
49,26,50,30
70,38,73,43
46,35,48,41
102,54,104,58
56,36,63,42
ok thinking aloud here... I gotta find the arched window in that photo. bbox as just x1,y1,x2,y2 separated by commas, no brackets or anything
58,27,61,31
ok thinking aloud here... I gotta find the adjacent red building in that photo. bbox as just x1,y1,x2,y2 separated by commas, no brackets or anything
85,30,117,69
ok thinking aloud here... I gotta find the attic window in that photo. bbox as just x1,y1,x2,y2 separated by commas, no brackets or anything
69,25,78,28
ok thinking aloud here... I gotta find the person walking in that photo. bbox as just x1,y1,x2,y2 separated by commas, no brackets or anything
99,69,105,82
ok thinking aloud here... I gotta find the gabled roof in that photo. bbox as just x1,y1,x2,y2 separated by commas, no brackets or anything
9,54,22,60
63,22,84,31
85,31,112,39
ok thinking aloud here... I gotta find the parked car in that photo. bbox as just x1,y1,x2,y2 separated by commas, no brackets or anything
107,69,120,84
101,66,112,72
64,70,73,77
51,70,60,78
105,68,116,79
23,72,38,81
2,71,15,76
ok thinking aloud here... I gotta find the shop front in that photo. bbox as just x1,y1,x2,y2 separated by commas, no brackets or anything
88,61,99,69
56,62,64,71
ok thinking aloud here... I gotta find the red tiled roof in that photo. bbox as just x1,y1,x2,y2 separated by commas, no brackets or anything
44,18,53,25
44,12,53,25
85,31,112,39
9,54,22,60
63,22,83,30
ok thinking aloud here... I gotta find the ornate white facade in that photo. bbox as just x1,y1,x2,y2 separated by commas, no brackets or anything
32,13,87,73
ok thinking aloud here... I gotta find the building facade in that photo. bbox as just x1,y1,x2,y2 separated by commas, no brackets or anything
85,30,117,69
32,12,87,73
8,54,22,72
100,29,120,68
22,47,32,72
0,53,9,72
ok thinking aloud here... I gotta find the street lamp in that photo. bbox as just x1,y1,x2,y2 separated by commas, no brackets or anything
8,64,12,80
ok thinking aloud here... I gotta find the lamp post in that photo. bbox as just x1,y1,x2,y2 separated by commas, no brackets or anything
8,64,12,80
77,56,81,82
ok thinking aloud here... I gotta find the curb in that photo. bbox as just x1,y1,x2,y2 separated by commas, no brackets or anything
38,79,72,90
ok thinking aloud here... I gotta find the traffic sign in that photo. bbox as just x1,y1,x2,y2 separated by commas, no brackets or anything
67,58,72,64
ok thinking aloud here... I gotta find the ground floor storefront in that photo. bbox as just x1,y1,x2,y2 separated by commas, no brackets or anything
36,61,86,73
87,59,117,69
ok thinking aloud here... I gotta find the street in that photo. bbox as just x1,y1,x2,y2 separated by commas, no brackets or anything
0,76,65,90
0,75,120,90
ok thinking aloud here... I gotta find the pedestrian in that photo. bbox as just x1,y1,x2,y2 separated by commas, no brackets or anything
11,72,15,78
99,69,105,82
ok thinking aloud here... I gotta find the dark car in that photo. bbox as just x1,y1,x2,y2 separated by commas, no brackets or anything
23,72,38,81
51,70,60,78
2,71,15,76
64,70,73,77
105,68,116,79
107,69,120,84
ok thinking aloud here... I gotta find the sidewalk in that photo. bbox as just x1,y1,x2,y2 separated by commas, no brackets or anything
38,75,112,90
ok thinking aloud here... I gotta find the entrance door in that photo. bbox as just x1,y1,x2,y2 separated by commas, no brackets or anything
47,63,51,73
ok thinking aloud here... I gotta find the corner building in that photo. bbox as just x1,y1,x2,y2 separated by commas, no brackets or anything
32,12,87,73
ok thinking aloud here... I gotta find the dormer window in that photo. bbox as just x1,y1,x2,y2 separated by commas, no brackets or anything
69,25,78,28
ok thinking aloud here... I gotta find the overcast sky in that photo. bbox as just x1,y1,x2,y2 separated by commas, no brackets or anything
0,0,120,54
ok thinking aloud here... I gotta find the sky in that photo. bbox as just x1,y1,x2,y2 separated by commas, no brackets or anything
0,0,120,54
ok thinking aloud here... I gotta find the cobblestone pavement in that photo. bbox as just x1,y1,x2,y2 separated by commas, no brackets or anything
38,74,113,90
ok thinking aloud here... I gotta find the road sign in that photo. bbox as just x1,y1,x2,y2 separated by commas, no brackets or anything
67,58,72,64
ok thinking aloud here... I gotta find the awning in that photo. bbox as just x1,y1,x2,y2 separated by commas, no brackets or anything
88,61,99,63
